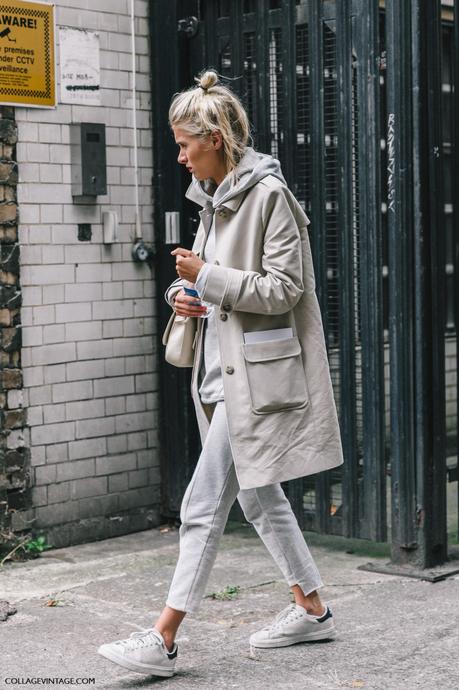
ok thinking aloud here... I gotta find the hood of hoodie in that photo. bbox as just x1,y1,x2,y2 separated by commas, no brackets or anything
185,146,286,211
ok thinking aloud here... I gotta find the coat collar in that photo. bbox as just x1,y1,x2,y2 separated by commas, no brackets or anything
185,181,247,214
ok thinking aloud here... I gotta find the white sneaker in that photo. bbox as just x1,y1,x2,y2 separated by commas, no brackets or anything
97,628,177,676
249,603,336,649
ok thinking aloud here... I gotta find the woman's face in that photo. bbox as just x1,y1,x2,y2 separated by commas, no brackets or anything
173,126,225,183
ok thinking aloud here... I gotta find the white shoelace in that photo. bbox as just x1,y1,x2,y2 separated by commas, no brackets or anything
116,628,161,650
269,604,303,632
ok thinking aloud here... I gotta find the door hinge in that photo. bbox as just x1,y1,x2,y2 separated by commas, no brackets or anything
177,16,199,38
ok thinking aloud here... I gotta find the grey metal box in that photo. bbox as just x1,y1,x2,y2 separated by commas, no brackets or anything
70,123,107,197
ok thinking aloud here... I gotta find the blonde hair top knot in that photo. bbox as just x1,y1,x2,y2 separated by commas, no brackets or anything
195,70,219,92
169,68,252,177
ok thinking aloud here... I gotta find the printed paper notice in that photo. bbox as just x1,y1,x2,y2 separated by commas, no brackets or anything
59,27,100,105
0,0,55,107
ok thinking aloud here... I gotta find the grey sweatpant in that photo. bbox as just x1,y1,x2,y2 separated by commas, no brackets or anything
165,401,324,614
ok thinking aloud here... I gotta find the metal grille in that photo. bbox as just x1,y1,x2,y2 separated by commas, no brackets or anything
268,28,283,160
295,23,312,214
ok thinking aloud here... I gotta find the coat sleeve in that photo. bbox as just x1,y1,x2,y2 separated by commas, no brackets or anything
164,277,183,308
199,186,304,315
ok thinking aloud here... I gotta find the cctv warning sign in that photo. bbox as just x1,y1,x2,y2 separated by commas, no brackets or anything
0,1,55,107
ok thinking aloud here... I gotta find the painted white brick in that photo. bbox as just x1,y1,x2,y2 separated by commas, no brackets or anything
95,452,137,476
56,458,96,481
42,245,65,264
76,263,111,282
39,124,62,143
46,443,69,464
27,406,43,427
39,164,64,184
28,225,51,244
65,321,102,342
94,375,134,398
56,302,92,323
103,358,123,379
105,396,126,415
32,343,76,366
66,359,105,381
71,476,107,500
123,318,143,338
43,285,65,304
68,438,106,461
77,339,114,360
65,283,102,303
115,411,152,434
23,366,44,388
21,246,42,264
44,364,67,384
26,144,49,162
43,403,67,424
22,326,43,347
29,385,52,406
66,399,105,421
19,163,40,183
123,281,143,298
93,299,133,320
49,145,71,164
135,373,155,393
32,422,75,446
76,417,116,439
64,244,102,264
21,287,42,307
102,320,123,338
40,204,63,224
52,380,93,403
43,324,66,344
32,306,55,325
22,265,75,286
107,435,128,454
125,356,146,375
113,336,153,357
126,395,146,413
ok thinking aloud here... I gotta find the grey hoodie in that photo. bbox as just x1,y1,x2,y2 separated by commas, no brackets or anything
188,147,287,404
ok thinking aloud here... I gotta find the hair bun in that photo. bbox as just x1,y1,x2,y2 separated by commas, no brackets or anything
195,70,219,91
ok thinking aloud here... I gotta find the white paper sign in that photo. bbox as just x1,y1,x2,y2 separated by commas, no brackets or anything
59,27,100,105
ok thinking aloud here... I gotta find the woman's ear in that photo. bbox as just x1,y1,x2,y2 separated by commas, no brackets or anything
211,130,223,150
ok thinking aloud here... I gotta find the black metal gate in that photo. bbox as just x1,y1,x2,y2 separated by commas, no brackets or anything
150,1,458,569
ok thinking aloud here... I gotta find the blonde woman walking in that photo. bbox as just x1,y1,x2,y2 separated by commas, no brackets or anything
98,69,344,678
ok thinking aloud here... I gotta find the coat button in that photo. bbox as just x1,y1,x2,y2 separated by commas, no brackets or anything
225,365,234,375
214,259,220,265
217,208,227,218
220,313,228,321
222,303,231,312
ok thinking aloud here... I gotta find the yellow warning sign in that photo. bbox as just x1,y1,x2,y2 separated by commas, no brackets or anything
0,1,55,107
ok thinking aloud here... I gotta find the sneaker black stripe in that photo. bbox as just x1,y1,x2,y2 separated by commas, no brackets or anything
316,607,332,623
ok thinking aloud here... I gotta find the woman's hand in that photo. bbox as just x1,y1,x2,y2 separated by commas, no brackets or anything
173,289,207,318
171,247,204,283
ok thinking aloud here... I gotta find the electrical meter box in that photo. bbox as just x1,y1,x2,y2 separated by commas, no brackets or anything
70,123,107,197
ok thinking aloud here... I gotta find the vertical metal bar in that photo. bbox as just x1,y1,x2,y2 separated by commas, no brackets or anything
358,1,386,541
415,0,447,566
255,0,269,153
336,0,358,538
309,0,330,534
281,0,296,187
385,0,418,562
454,0,459,545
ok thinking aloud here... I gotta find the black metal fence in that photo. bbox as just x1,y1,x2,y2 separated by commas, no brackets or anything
151,0,458,569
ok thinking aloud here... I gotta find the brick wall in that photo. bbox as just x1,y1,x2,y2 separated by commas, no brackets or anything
0,106,31,553
13,0,160,548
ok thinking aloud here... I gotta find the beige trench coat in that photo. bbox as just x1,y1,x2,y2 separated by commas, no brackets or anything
168,174,344,490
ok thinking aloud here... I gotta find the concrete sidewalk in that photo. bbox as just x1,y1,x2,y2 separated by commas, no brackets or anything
0,524,458,690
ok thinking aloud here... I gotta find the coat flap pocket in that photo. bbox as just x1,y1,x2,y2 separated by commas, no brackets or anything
242,336,302,363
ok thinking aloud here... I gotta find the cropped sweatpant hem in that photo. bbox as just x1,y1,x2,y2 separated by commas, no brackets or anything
165,401,323,615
